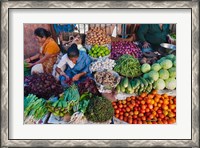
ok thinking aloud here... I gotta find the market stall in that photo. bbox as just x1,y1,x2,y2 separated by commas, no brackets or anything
24,24,176,124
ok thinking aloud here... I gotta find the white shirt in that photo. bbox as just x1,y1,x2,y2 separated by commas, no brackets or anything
56,54,75,69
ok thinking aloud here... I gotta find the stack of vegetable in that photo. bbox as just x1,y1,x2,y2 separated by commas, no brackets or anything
46,84,80,117
113,90,176,124
78,77,100,96
24,94,48,120
24,73,64,99
114,54,142,78
88,45,111,59
116,76,154,95
94,71,120,88
90,57,116,72
111,41,142,60
139,51,161,65
85,96,114,123
141,54,176,90
24,62,31,76
86,27,111,45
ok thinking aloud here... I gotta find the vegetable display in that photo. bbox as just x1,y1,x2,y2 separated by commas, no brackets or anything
94,71,120,88
111,41,142,60
116,76,154,95
85,96,114,122
78,77,100,96
24,94,48,120
141,54,176,90
113,90,176,124
114,54,142,78
24,73,64,99
86,27,111,45
88,45,111,59
46,84,80,117
90,57,116,72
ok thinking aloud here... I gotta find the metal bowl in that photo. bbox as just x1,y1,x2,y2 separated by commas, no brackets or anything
160,43,176,50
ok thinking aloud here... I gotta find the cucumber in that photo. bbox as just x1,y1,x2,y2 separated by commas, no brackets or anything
138,78,144,88
121,85,126,93
134,78,141,88
116,85,121,93
130,80,137,89
127,81,133,92
140,77,148,87
123,77,129,88
148,77,154,84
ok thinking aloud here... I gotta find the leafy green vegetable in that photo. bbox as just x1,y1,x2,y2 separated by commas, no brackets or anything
85,96,114,122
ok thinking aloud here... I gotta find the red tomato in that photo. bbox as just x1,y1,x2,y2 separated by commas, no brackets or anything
128,118,133,124
115,109,120,114
137,120,143,124
157,109,162,114
126,107,131,112
148,104,153,109
141,116,146,121
159,113,165,119
115,114,119,118
145,108,150,113
133,120,137,124
119,115,123,121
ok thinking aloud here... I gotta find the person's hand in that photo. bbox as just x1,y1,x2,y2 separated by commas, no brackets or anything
25,58,31,63
72,74,80,82
27,63,34,68
142,41,151,48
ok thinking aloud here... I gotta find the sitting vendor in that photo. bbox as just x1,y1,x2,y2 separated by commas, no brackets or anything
137,24,170,51
25,28,60,74
56,43,92,86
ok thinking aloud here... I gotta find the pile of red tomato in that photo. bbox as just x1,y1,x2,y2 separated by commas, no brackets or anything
112,90,176,124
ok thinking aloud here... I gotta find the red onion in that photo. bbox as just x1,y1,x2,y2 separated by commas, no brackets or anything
111,41,142,60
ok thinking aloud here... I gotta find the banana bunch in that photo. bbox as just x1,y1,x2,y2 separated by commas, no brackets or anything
24,94,48,120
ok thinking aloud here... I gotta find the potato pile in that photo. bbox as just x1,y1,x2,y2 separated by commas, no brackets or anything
86,27,111,45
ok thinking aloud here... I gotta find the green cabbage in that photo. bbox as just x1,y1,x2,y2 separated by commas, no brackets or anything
151,63,161,72
173,60,176,67
141,63,151,73
166,54,175,61
168,67,176,78
157,57,166,63
153,79,166,90
148,70,159,81
159,69,169,80
160,59,173,69
165,78,176,90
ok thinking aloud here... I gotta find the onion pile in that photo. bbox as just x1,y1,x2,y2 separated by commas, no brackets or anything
111,41,142,60
86,27,111,45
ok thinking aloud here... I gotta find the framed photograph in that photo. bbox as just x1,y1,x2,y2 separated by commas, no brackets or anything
1,1,199,147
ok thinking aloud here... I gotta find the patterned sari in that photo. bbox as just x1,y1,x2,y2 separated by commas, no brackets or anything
40,37,60,74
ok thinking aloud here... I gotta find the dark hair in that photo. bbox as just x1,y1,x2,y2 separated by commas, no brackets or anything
34,28,51,38
67,44,79,58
